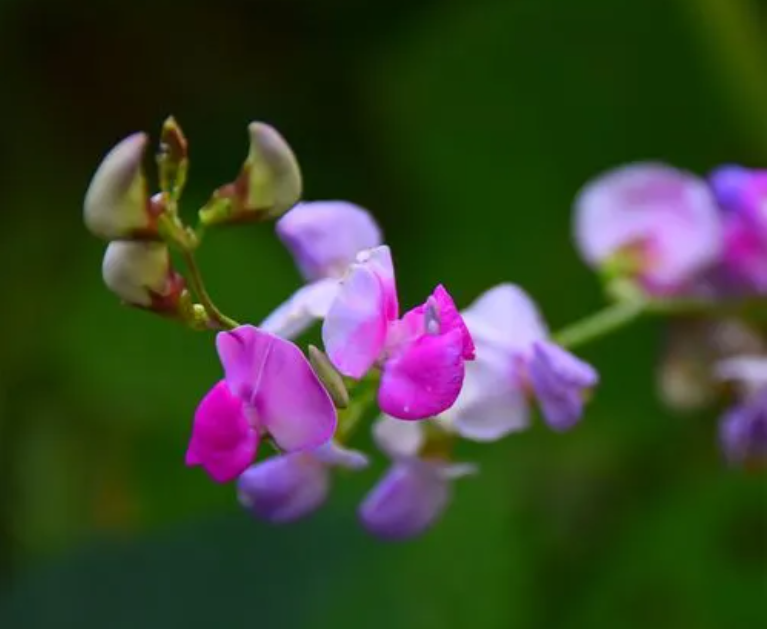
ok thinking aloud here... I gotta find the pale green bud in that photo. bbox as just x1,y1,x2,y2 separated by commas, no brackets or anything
308,344,349,409
84,133,161,240
102,241,184,311
199,122,302,226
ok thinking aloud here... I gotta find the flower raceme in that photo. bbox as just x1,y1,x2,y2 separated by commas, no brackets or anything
185,325,337,482
322,245,475,420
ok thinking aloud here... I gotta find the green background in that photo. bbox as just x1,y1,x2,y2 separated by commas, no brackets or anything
0,0,765,627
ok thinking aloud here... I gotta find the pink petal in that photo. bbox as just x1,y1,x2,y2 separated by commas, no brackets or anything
356,245,399,321
260,278,340,340
461,284,548,354
185,380,259,483
252,331,338,451
322,264,390,378
378,329,465,420
215,325,272,401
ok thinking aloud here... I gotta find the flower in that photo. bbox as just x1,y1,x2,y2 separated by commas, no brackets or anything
715,355,767,468
101,241,185,311
359,417,474,540
185,325,337,482
322,245,475,420
260,201,382,339
84,132,161,240
574,163,722,294
445,284,597,440
237,441,368,523
709,165,767,292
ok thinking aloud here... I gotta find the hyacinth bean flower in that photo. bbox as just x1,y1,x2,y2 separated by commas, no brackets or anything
185,325,337,482
443,284,598,441
574,162,722,295
709,165,767,292
237,441,368,523
260,201,382,338
359,416,475,540
715,356,767,468
322,245,475,420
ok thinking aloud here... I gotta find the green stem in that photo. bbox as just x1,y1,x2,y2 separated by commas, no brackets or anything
553,299,647,349
180,250,241,330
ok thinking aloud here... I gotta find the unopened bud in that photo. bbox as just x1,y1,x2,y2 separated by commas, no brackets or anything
199,122,302,226
84,133,161,240
102,241,185,312
157,116,189,202
308,345,349,409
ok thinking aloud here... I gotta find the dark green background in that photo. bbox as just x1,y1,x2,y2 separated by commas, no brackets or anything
0,0,765,627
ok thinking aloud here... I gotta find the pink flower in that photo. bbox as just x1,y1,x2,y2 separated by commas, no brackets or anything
322,246,475,420
185,325,337,483
574,163,722,294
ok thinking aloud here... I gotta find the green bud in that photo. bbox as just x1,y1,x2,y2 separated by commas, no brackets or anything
199,122,302,226
102,241,185,313
308,345,349,409
84,133,162,240
157,116,189,202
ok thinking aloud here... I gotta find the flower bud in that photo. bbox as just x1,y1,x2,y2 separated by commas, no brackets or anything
308,345,349,408
157,116,189,202
84,133,161,240
102,241,185,311
199,122,302,226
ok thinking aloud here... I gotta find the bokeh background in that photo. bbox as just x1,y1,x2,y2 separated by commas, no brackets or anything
0,0,765,627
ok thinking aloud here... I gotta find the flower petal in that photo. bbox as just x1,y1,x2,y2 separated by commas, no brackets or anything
379,329,465,420
358,460,451,540
372,415,425,458
311,440,369,470
448,358,530,442
185,380,258,483
215,325,271,401
322,264,389,378
276,201,382,281
260,278,340,339
719,391,767,468
574,163,722,292
356,245,399,320
237,454,330,523
461,284,548,353
527,341,598,431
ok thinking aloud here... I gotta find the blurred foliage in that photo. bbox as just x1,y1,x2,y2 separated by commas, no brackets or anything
0,0,765,627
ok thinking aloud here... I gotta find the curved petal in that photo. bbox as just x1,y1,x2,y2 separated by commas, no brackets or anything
356,245,399,320
322,264,389,378
242,332,337,452
311,440,369,470
527,341,599,431
372,415,425,458
276,201,382,281
185,380,258,483
260,279,340,340
379,329,465,420
215,325,271,401
237,454,330,523
461,284,548,353
359,461,451,540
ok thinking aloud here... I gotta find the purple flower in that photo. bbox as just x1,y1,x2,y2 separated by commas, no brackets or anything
446,284,598,440
359,417,475,540
574,163,722,294
322,246,475,420
185,326,337,483
719,391,767,469
260,201,382,338
709,165,767,292
237,441,368,523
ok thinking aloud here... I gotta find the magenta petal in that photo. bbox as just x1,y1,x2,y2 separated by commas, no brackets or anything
185,380,259,483
379,329,465,420
215,325,271,401
252,332,337,451
322,264,389,378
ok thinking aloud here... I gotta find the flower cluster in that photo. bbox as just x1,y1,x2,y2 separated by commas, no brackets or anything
84,121,765,542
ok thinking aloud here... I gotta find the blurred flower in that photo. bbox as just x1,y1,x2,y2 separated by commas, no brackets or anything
185,326,337,482
200,122,302,225
446,284,598,440
709,165,767,292
237,441,367,523
84,132,161,240
322,246,475,420
716,356,767,469
359,417,474,540
574,163,722,294
261,201,382,338
101,241,184,311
